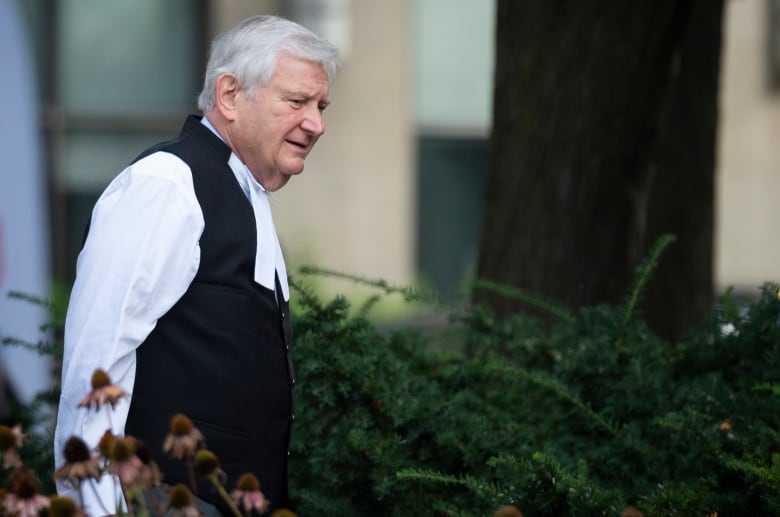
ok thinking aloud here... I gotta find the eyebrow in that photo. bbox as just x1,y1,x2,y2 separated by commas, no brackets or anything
281,89,330,107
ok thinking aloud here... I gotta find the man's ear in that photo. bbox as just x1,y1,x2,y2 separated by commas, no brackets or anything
215,73,240,121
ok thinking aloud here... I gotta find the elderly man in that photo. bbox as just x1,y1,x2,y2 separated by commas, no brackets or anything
54,15,338,515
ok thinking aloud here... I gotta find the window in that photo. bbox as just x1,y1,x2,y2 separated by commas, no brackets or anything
21,0,207,281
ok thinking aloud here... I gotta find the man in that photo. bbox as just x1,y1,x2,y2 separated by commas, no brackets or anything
54,15,339,515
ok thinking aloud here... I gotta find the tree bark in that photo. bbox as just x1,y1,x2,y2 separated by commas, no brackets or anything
642,0,723,340
474,0,724,341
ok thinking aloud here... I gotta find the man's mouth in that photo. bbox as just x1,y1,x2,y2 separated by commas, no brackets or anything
286,139,308,150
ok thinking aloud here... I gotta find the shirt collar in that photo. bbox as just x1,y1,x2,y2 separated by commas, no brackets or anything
200,115,223,142
201,116,269,195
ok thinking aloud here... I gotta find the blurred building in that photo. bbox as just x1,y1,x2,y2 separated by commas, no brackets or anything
14,0,494,306
717,0,780,294
8,0,779,309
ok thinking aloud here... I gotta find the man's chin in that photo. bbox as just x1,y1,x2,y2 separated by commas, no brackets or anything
281,160,306,177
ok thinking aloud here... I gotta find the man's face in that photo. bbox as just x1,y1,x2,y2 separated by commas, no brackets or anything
228,53,330,191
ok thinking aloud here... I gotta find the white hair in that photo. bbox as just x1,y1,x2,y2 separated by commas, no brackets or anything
197,15,339,112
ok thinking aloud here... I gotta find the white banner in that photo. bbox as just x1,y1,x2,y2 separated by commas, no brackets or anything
0,0,53,405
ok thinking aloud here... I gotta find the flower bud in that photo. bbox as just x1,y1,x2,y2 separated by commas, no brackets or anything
194,449,220,476
49,495,78,517
110,437,136,462
168,483,193,508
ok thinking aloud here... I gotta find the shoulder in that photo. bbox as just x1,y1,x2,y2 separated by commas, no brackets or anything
127,151,192,184
103,151,194,199
87,150,204,242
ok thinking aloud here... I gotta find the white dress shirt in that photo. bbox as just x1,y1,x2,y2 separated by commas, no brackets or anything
54,118,288,515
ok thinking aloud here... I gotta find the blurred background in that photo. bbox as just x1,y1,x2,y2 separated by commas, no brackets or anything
0,0,777,407
8,0,495,302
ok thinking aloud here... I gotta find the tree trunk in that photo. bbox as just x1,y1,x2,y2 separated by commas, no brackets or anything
643,0,723,340
474,0,724,341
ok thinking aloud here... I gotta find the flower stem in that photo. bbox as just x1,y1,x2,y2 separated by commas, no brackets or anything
76,482,84,508
121,484,135,517
207,474,242,517
147,484,165,517
186,455,198,495
131,486,150,517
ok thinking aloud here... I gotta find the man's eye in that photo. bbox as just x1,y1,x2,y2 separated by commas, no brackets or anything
289,99,303,107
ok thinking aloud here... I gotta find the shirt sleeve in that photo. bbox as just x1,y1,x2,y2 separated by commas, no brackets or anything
53,151,203,515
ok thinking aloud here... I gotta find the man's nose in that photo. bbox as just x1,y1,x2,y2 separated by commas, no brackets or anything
301,105,325,136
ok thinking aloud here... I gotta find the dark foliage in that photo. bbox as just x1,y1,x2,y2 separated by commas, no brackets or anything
288,249,780,515
5,241,780,516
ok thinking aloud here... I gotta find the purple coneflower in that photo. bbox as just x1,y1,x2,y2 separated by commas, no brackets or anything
493,505,523,517
96,430,117,464
133,439,162,489
53,436,102,485
0,424,24,470
165,484,200,517
48,495,88,517
107,437,143,486
194,450,242,516
3,467,50,517
231,473,269,515
77,369,129,410
163,414,205,459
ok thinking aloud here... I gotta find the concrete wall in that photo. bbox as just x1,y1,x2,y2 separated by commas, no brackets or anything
717,0,780,292
211,1,415,298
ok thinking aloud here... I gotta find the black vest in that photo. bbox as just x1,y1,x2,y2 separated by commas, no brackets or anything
124,116,294,513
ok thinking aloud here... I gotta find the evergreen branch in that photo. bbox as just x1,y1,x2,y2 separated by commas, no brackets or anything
288,275,324,311
5,289,65,332
615,234,676,355
486,455,522,470
396,467,500,498
529,451,620,511
295,489,357,515
620,234,676,330
491,362,618,437
720,453,780,488
355,294,382,320
6,290,54,309
752,383,780,396
1,336,60,357
298,266,440,304
469,279,574,323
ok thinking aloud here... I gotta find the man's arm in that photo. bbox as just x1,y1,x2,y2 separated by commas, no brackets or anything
54,151,204,515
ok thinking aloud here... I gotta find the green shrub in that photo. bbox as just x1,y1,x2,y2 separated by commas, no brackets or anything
287,242,780,515
5,237,780,516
